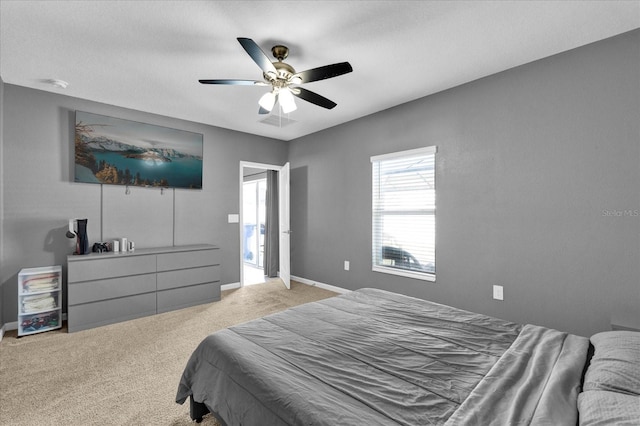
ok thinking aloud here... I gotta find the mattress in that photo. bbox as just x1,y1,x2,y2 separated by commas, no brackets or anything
176,288,589,425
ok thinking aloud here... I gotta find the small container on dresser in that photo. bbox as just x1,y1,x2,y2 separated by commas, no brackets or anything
17,265,63,336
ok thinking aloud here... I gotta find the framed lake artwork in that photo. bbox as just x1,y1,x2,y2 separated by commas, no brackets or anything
74,111,203,189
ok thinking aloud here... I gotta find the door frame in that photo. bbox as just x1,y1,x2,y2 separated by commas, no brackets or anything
239,161,283,287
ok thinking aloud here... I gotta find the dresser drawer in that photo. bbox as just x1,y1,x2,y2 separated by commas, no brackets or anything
157,265,219,291
67,293,157,332
157,249,219,272
68,273,156,305
68,255,156,282
157,282,220,313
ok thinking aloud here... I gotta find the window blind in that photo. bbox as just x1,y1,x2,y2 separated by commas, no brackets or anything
371,146,436,281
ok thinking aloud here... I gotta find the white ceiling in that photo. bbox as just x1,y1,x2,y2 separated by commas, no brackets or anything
1,1,638,141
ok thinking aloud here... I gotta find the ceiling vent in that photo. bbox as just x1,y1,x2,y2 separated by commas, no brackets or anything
259,114,297,127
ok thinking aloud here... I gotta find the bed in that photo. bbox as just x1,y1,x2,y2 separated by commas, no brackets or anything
176,288,640,425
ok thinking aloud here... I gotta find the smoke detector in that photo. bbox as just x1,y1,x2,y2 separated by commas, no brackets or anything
47,79,69,89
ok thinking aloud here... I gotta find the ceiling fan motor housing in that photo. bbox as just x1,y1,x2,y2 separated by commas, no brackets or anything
266,61,296,87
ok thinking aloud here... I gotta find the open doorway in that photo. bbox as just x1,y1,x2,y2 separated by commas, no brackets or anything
242,169,267,285
239,161,289,288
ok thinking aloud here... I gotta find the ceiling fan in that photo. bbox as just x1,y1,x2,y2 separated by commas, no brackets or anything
199,37,353,114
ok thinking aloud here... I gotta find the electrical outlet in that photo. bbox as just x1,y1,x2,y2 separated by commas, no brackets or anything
344,260,350,271
493,285,504,301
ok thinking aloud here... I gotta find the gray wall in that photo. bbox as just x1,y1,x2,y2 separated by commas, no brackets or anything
288,30,640,337
0,86,288,323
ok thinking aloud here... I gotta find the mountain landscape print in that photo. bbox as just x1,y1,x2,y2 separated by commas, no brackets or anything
74,111,203,189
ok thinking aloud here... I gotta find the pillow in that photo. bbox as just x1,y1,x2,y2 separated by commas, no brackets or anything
578,390,640,426
583,331,640,396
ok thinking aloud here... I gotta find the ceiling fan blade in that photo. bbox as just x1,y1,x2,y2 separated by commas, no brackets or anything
292,87,337,109
199,79,267,86
294,62,352,84
237,37,277,74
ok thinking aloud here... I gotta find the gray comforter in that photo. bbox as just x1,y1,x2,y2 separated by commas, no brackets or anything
176,288,589,425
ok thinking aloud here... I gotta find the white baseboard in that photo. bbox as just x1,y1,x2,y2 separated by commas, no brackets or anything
221,282,241,291
291,275,351,294
223,278,350,295
2,320,17,343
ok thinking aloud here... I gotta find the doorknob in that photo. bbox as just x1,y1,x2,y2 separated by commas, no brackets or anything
282,230,291,234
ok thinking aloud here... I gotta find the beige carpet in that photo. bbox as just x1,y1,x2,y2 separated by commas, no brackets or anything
0,280,337,425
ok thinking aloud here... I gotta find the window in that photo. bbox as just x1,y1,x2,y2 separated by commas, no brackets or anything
371,146,436,281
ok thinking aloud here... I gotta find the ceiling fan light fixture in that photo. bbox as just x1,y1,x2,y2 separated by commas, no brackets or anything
199,38,352,114
279,88,297,113
258,90,276,112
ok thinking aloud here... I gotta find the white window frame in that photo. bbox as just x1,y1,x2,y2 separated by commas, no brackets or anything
371,146,436,282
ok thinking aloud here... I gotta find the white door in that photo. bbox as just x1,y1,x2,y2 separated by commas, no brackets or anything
278,162,291,289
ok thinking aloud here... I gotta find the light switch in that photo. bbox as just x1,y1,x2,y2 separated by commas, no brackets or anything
493,285,504,301
228,214,239,223
344,260,350,271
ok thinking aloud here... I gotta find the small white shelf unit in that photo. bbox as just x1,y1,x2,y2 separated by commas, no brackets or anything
18,265,63,336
